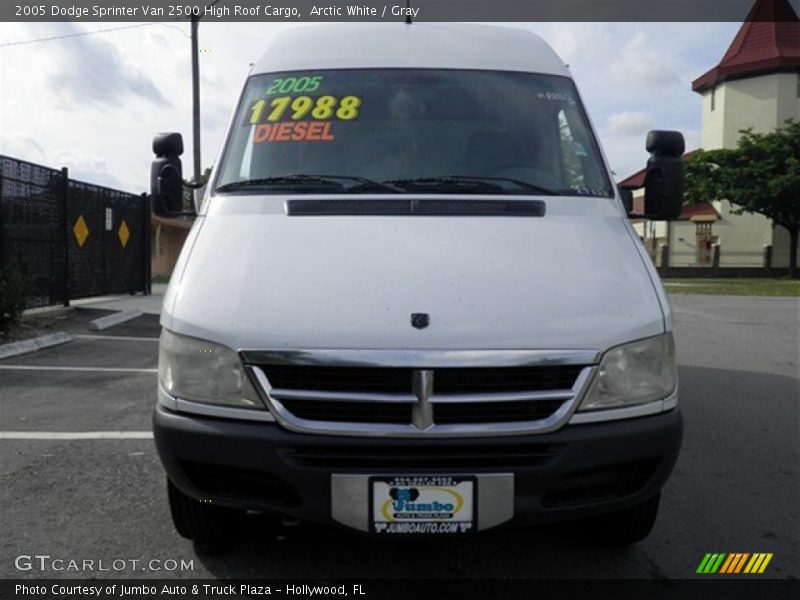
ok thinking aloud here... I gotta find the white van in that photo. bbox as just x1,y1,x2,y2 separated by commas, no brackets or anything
151,23,685,545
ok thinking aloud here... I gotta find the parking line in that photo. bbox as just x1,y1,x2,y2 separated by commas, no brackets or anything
73,334,159,342
0,365,157,373
0,431,153,440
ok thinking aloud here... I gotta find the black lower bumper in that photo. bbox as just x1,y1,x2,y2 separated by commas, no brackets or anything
153,405,682,529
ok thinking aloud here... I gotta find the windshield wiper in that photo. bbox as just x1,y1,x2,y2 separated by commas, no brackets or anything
215,175,342,193
216,174,403,194
317,175,405,193
385,175,558,196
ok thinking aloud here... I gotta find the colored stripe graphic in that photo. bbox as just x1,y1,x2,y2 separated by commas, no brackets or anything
697,553,727,573
733,553,750,573
720,553,749,573
696,554,713,573
744,553,773,574
710,553,726,573
699,552,773,574
718,554,734,573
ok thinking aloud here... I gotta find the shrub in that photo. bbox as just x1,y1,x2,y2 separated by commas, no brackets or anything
0,262,29,331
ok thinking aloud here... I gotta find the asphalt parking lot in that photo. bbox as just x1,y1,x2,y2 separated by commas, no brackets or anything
0,295,797,580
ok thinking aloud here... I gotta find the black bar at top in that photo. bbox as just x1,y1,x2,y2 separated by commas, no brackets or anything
3,0,799,23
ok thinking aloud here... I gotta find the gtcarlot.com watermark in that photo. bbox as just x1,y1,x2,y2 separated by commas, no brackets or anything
15,554,194,572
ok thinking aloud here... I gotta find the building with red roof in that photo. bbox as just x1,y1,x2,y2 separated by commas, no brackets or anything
695,0,800,151
624,0,799,269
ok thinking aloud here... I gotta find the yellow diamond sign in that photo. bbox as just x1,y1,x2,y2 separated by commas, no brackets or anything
73,215,89,247
118,220,130,248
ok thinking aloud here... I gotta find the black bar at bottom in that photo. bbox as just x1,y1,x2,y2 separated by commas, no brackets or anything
2,579,797,600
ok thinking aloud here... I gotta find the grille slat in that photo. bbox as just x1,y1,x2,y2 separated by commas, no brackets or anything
434,366,582,393
279,399,412,424
434,400,567,424
263,365,412,393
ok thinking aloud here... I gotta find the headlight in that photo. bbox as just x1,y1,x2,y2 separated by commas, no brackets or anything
578,333,676,411
159,329,263,409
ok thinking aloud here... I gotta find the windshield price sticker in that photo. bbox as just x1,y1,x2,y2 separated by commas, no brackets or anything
248,94,361,143
253,121,335,143
248,95,362,125
266,76,324,95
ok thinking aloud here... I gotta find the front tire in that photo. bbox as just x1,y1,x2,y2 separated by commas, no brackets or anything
167,479,243,544
583,492,660,546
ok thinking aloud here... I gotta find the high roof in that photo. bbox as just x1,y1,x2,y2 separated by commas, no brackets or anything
252,23,569,77
692,0,800,93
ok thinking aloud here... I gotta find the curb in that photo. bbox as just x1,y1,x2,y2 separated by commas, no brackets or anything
0,332,73,360
22,305,76,317
89,309,144,331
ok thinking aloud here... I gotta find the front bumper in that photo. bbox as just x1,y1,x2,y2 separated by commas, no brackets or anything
153,404,682,531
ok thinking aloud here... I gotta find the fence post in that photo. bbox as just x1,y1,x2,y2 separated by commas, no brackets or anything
0,170,4,270
763,245,773,269
660,244,670,268
142,193,151,295
60,167,70,307
712,243,721,277
653,243,669,279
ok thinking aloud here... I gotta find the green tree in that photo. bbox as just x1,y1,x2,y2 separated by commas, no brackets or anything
685,120,800,277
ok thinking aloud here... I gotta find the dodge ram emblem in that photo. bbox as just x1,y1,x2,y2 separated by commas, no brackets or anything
410,313,430,329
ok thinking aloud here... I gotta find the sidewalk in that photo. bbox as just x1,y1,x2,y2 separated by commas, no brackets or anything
70,283,167,316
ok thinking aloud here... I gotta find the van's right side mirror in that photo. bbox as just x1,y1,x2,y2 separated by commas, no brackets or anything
150,132,185,217
642,130,685,221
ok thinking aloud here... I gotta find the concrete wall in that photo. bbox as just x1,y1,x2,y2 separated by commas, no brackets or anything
668,221,700,266
712,200,773,266
772,224,799,268
659,266,790,278
776,72,800,133
701,73,800,150
700,84,728,149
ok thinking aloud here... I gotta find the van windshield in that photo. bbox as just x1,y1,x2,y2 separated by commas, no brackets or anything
214,69,613,197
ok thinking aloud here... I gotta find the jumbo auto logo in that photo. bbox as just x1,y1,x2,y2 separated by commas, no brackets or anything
382,487,462,521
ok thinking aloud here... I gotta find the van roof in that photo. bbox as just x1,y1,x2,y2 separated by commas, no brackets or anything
251,23,570,77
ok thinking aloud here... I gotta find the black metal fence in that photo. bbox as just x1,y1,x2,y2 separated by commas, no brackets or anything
0,155,150,309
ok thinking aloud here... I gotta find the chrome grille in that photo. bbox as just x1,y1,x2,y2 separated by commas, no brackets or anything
243,350,597,438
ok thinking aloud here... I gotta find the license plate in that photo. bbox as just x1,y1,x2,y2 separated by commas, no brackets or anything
370,475,476,534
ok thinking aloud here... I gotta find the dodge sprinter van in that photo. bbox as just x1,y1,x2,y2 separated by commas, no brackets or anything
151,23,685,545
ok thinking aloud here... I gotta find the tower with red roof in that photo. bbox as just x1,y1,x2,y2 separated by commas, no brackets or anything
693,0,800,150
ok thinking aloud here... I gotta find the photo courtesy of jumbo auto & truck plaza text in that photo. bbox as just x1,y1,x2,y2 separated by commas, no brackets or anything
1,1,798,599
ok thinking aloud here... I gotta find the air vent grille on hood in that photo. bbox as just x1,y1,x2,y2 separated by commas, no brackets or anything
286,198,546,217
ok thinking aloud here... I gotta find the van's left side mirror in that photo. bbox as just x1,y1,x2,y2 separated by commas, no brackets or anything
150,132,192,217
642,130,685,221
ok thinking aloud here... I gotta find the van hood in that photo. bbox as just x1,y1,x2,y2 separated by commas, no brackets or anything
163,196,666,353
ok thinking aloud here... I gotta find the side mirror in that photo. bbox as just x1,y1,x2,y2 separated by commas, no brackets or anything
150,132,186,217
642,130,685,221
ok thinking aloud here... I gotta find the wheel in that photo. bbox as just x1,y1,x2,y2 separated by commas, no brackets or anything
582,493,660,546
167,479,244,544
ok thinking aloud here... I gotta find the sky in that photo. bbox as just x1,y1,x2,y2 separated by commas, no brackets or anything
0,20,745,193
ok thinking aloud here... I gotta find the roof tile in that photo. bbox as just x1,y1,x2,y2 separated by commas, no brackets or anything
692,0,800,92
